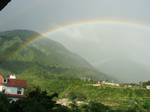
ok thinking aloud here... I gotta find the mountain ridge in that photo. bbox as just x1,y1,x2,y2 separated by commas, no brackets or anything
0,30,112,82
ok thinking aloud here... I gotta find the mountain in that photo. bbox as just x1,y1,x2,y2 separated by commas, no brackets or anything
95,58,150,83
0,30,111,83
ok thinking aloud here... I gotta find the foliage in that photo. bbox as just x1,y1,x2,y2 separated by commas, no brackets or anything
0,93,10,112
0,87,150,112
79,101,111,112
67,92,87,101
142,81,150,87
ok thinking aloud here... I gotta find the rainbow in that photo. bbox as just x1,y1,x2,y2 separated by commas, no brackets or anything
43,19,150,36
10,19,150,58
25,19,150,46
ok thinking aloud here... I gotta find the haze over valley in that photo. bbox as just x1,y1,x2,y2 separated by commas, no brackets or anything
47,22,150,82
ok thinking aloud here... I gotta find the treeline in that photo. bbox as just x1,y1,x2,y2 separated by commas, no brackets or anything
142,81,150,87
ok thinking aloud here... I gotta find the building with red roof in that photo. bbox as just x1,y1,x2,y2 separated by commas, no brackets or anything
7,79,27,88
0,73,27,101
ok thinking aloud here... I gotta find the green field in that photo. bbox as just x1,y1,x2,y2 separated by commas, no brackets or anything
18,72,150,111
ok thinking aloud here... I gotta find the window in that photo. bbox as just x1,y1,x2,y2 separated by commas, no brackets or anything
2,88,5,93
17,88,22,95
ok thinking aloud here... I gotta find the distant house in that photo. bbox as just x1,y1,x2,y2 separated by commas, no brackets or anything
0,73,27,101
146,85,150,90
120,83,133,88
90,80,120,87
101,81,120,87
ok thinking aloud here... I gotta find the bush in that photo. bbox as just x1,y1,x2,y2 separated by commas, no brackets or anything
80,101,111,112
68,92,87,101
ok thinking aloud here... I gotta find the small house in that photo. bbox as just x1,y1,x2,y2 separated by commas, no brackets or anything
0,74,27,101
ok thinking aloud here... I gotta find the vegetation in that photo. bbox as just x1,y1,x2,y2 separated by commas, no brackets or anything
142,81,150,87
0,88,69,112
0,87,150,112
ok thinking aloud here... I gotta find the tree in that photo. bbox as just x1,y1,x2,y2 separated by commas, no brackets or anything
10,88,65,112
0,93,10,112
80,101,111,112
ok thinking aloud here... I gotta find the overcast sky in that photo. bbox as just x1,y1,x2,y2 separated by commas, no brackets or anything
0,0,150,32
1,0,150,82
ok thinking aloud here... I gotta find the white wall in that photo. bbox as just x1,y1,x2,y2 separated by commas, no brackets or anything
5,87,18,94
5,87,24,95
0,85,3,92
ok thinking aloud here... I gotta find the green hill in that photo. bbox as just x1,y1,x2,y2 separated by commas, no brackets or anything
0,30,111,91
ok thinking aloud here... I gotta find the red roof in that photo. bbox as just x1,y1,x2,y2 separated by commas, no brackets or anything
7,79,27,88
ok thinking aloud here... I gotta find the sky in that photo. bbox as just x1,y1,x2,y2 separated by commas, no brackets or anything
0,0,150,32
1,0,150,82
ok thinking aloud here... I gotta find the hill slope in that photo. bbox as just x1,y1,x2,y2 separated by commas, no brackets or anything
0,30,111,82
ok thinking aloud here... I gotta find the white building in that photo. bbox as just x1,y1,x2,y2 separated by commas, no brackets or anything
146,85,150,90
8,74,16,79
102,81,120,87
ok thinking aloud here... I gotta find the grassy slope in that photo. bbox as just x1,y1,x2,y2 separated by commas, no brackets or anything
0,30,110,79
59,81,150,110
